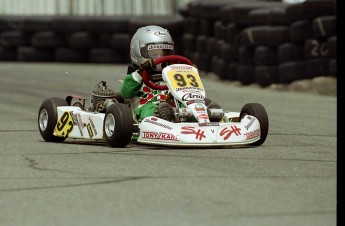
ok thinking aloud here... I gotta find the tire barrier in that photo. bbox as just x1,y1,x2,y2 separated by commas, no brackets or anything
0,0,337,86
182,0,336,86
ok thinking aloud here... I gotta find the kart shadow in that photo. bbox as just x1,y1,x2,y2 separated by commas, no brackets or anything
54,139,255,152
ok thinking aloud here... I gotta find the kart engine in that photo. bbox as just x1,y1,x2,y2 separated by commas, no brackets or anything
91,81,116,112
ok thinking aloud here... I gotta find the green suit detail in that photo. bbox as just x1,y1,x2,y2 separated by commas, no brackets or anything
120,71,168,121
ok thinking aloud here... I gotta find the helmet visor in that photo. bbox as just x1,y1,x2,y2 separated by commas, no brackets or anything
141,43,174,59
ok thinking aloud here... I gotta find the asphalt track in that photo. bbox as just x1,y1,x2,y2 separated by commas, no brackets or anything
0,62,337,226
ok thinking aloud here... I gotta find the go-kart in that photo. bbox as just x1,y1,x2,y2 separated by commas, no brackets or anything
38,55,269,148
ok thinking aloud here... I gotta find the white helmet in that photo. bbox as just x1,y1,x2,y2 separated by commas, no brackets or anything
130,25,174,67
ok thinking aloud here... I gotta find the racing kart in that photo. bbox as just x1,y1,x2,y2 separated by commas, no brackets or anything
38,55,269,148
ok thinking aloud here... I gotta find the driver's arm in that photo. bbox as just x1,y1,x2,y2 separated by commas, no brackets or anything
120,71,143,99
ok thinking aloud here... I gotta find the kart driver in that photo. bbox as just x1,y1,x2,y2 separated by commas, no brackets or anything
120,25,175,122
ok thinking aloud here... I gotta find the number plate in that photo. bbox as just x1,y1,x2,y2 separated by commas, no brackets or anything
166,68,204,92
54,111,74,137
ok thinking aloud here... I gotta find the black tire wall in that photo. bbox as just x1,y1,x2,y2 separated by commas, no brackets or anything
0,0,337,85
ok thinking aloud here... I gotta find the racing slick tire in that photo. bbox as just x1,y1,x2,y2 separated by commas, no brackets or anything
240,103,269,146
103,103,133,148
38,97,68,142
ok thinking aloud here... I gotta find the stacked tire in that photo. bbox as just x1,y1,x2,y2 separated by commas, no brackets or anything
0,15,185,63
180,0,336,86
0,0,337,86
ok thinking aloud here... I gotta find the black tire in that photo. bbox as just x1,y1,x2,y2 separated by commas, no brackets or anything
20,16,54,32
17,46,54,62
278,43,304,64
103,103,133,147
110,33,131,51
238,46,255,66
312,15,336,38
54,47,88,63
227,62,238,81
89,48,123,64
289,20,312,43
31,31,64,49
225,23,242,45
240,103,269,146
85,16,129,34
265,26,290,47
269,5,291,26
240,26,269,47
278,61,307,84
0,30,30,48
255,66,279,87
254,46,278,66
220,43,237,63
0,46,17,61
237,65,255,85
327,36,336,58
215,58,228,80
182,33,196,52
248,8,270,26
304,39,329,59
129,15,184,36
307,58,330,78
52,16,88,32
68,32,97,50
196,35,207,54
214,20,225,40
328,58,336,77
38,97,68,142
183,17,199,35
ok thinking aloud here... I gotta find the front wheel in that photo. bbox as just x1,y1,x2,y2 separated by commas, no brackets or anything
240,103,269,146
103,103,133,147
38,97,68,142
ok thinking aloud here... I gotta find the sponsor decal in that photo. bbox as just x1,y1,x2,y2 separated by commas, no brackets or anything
176,87,203,92
77,113,85,128
87,124,94,138
198,122,219,127
54,111,74,138
219,126,241,140
186,100,205,105
196,113,209,121
244,129,260,140
142,132,179,141
70,111,78,125
181,126,206,140
245,117,256,130
88,117,97,136
195,103,206,112
182,92,204,101
143,118,172,130
154,31,168,37
170,65,193,71
147,43,173,50
70,112,84,136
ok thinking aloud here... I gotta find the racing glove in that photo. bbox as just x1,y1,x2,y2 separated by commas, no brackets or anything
138,59,156,74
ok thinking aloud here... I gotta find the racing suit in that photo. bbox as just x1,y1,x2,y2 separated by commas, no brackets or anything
120,70,168,121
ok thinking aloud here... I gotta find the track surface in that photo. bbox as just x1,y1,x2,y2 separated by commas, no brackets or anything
0,63,337,226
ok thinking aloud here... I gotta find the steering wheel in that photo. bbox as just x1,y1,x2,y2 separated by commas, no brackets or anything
141,55,193,90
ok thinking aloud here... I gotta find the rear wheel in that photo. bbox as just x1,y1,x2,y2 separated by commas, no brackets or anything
104,103,133,147
240,103,269,146
38,97,68,142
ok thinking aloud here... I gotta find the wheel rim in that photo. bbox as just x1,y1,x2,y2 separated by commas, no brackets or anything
39,109,48,131
104,114,115,137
